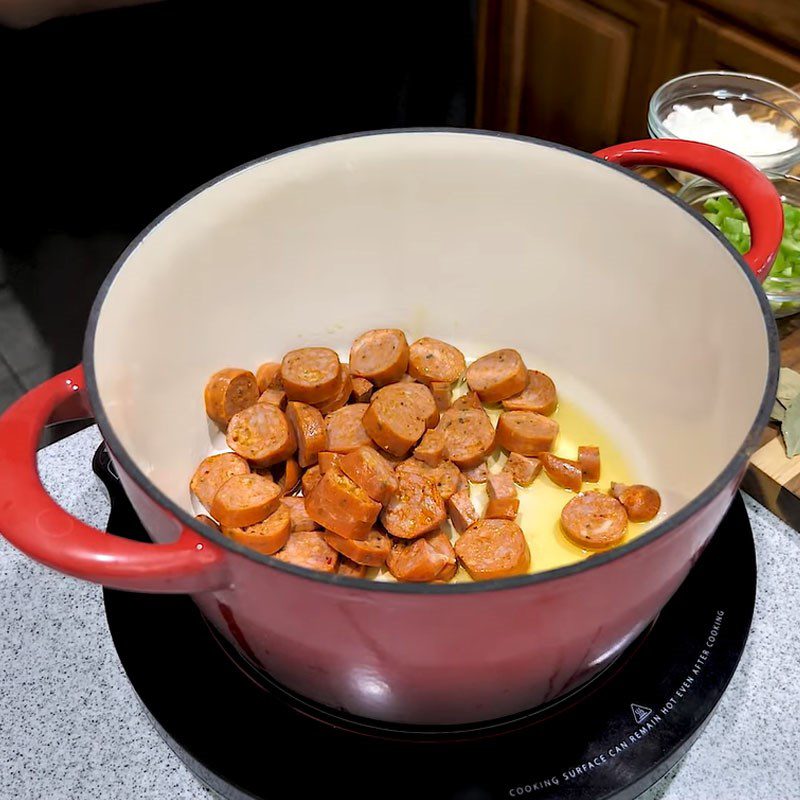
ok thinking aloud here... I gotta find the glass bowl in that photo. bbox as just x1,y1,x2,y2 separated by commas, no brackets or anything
678,172,800,318
649,71,800,184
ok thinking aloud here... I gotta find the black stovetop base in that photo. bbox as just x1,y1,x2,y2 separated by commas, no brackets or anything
94,444,755,800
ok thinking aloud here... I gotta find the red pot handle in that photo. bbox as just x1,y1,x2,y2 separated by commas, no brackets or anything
594,139,784,283
0,365,230,593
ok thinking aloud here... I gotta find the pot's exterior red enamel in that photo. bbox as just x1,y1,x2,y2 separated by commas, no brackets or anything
0,131,781,725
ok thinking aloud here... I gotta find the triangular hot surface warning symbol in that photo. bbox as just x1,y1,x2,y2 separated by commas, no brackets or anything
631,704,653,724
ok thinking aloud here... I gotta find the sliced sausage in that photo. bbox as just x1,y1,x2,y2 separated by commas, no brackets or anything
278,457,302,495
323,528,391,567
301,465,322,496
496,411,558,456
204,368,259,429
430,381,452,413
485,497,520,520
451,390,482,411
280,495,319,532
349,329,409,386
255,362,282,393
395,382,440,428
257,388,287,409
413,429,445,466
447,489,478,533
466,349,528,403
337,557,367,578
363,385,426,457
502,370,558,415
305,466,381,539
221,503,291,555
455,519,530,581
226,403,297,467
503,453,542,487
408,337,466,385
381,469,446,539
316,364,353,415
397,458,461,501
274,530,339,573
611,483,661,522
285,401,326,468
325,403,372,453
561,492,628,548
281,347,342,404
456,471,470,493
190,452,250,510
210,473,282,528
386,530,456,582
339,446,398,505
578,446,601,483
462,462,488,483
438,407,495,469
318,451,342,474
195,514,220,532
539,453,582,492
486,472,517,501
350,376,374,403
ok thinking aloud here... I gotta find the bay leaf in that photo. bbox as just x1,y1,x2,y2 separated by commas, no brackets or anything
782,397,800,457
777,367,800,406
772,400,786,422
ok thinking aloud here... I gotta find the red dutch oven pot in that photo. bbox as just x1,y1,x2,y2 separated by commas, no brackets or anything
0,132,782,724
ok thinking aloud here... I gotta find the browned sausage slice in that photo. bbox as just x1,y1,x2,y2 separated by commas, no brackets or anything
285,401,326,468
496,411,558,456
210,473,282,528
438,407,495,469
281,348,342,404
413,429,445,466
274,531,339,573
429,381,451,414
451,391,482,411
257,388,287,409
323,528,391,566
463,462,488,483
221,503,291,555
226,404,297,467
610,483,661,522
578,446,601,483
316,364,353,415
502,370,558,415
362,385,426,457
503,453,542,487
466,349,528,403
408,337,466,384
337,557,367,578
455,519,530,580
350,376,374,403
561,492,628,548
204,368,259,429
349,329,409,386
539,453,582,492
301,465,322,496
397,458,461,501
190,452,250,510
381,469,446,539
325,403,372,453
277,457,302,495
255,362,282,393
339,446,398,504
447,489,478,533
195,514,220,532
386,530,456,582
395,382,439,428
485,497,520,520
317,451,342,474
280,495,319,532
486,472,517,501
305,466,381,539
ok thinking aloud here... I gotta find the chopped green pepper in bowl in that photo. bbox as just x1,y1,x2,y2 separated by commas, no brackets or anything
678,172,800,318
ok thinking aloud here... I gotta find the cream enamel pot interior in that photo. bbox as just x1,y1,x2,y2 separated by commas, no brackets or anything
0,131,781,725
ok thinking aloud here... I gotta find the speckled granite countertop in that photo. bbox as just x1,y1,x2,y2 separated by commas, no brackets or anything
1,426,799,800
